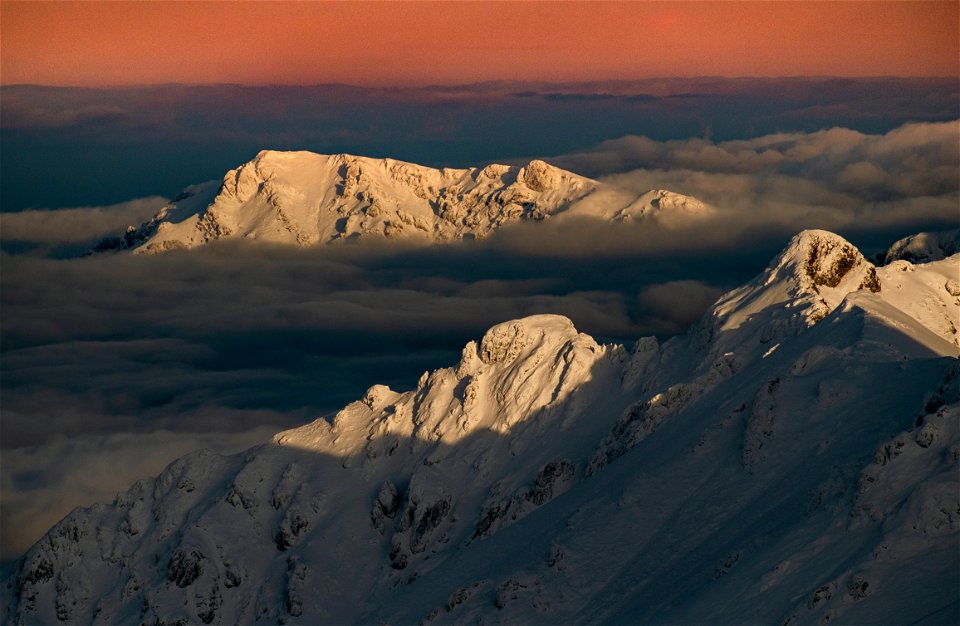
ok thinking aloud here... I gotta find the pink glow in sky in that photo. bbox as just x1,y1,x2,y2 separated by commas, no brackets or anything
1,1,958,86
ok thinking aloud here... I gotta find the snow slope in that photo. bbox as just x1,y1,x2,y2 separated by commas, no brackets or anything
99,151,712,253
5,230,957,625
884,228,960,265
608,188,711,227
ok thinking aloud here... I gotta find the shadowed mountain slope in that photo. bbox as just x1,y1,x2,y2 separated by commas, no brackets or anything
6,230,958,625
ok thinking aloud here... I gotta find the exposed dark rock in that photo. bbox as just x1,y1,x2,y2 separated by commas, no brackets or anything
859,266,882,293
168,550,205,588
804,239,861,289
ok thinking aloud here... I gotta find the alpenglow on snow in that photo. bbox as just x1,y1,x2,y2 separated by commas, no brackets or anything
95,150,714,254
6,229,958,625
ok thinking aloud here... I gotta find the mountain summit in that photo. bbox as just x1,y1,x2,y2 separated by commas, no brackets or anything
7,230,957,625
96,151,712,254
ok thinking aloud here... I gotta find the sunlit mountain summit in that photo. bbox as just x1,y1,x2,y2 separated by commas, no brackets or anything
95,150,713,254
8,229,958,625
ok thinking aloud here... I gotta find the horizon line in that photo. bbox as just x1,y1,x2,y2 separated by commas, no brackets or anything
3,75,960,91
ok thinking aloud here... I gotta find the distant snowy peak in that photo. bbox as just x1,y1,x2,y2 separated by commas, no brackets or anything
884,228,960,264
123,151,596,254
610,188,713,226
97,150,714,254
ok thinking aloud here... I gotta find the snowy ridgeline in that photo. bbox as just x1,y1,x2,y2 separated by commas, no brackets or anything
93,150,713,254
5,230,959,625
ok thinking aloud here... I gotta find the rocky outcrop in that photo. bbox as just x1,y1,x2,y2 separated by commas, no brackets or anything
473,459,577,539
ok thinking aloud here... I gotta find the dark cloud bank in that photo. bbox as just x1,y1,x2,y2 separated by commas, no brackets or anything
0,79,958,560
2,77,956,211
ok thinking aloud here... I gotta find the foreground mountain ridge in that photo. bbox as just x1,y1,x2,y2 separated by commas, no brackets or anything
6,229,958,625
95,150,712,253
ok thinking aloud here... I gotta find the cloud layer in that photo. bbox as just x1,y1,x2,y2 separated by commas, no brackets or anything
2,78,956,211
1,237,747,559
559,120,959,193
0,197,168,256
550,120,959,247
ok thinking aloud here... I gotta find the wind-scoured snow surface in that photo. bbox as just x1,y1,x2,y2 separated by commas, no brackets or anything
4,230,958,625
97,151,711,254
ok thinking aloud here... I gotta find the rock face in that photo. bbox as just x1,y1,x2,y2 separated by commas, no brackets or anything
95,151,716,254
5,231,959,625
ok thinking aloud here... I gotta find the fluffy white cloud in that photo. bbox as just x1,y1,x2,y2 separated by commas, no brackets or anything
0,197,167,253
544,121,959,242
557,120,959,183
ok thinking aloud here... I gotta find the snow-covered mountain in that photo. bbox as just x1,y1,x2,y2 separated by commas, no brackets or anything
884,228,960,265
95,151,712,253
607,187,711,227
5,230,958,625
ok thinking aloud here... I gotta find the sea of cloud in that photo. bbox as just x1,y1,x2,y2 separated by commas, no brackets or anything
2,78,956,211
1,94,957,560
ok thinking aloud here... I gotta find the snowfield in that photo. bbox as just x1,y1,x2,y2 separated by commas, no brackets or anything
5,229,958,625
94,150,714,254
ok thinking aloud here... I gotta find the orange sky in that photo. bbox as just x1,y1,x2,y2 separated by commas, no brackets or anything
1,1,957,86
